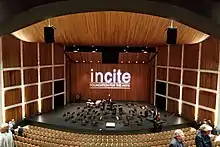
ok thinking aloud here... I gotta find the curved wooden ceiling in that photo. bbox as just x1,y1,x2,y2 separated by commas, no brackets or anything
12,11,209,46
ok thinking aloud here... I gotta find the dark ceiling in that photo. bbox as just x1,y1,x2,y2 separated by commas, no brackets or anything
0,0,220,38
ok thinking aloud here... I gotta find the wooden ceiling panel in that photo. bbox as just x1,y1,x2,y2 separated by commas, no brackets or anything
12,11,209,46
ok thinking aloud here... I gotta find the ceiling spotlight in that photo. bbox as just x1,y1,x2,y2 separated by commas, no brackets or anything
143,51,147,54
73,45,75,47
146,46,148,48
92,45,94,47
97,61,100,63
142,49,144,52
124,49,126,52
121,61,123,63
96,49,98,51
128,61,130,63
126,46,129,48
92,50,96,53
77,48,79,51
74,50,78,52
90,61,92,63
76,60,78,63
136,61,138,63
142,61,145,63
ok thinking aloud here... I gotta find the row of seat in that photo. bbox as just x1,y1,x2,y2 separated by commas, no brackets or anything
12,125,204,146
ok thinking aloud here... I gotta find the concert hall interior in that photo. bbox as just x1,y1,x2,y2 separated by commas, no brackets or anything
1,1,220,146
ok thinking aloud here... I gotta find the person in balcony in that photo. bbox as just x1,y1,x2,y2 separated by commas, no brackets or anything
195,124,212,147
169,129,185,147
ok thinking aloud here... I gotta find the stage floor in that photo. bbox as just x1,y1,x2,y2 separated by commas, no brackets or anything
28,102,191,134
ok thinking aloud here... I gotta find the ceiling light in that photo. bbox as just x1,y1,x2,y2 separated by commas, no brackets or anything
77,48,79,51
142,61,145,63
124,49,126,52
97,61,100,63
73,45,75,47
90,61,92,63
126,46,129,48
143,51,147,54
146,46,148,48
95,49,98,51
136,61,138,63
76,60,78,62
92,45,94,47
128,61,130,63
83,60,85,63
74,50,78,52
92,50,96,52
121,61,123,63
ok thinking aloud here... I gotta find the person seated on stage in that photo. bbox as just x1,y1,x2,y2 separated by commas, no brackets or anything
195,124,213,147
0,123,13,147
155,112,161,121
169,129,185,147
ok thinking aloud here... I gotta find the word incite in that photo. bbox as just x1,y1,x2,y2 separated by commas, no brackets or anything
90,69,131,89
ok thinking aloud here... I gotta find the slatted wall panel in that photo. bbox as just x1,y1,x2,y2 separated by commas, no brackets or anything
155,37,220,125
0,35,65,124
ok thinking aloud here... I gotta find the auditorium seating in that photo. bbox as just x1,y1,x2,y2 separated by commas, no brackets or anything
13,125,220,147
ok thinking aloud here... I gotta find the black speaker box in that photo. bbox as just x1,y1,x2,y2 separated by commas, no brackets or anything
44,27,55,43
102,51,119,64
166,27,177,44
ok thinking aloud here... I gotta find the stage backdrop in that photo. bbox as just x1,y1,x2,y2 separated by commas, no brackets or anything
69,63,154,103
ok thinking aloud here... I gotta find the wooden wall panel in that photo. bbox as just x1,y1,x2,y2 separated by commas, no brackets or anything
23,42,37,67
169,69,181,83
69,63,154,102
168,84,179,99
24,69,38,84
199,91,216,109
167,99,179,114
41,82,52,97
157,46,168,66
5,106,22,122
25,102,38,118
183,44,199,69
39,43,52,65
198,108,214,123
200,72,217,90
4,88,22,107
40,68,52,81
183,70,197,86
182,103,195,120
25,85,38,102
200,37,219,70
3,70,21,87
182,87,196,104
157,68,167,81
2,35,21,68
54,44,64,65
169,44,182,67
41,98,52,113
54,66,64,79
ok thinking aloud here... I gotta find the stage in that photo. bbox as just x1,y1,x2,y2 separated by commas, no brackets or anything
27,101,192,134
